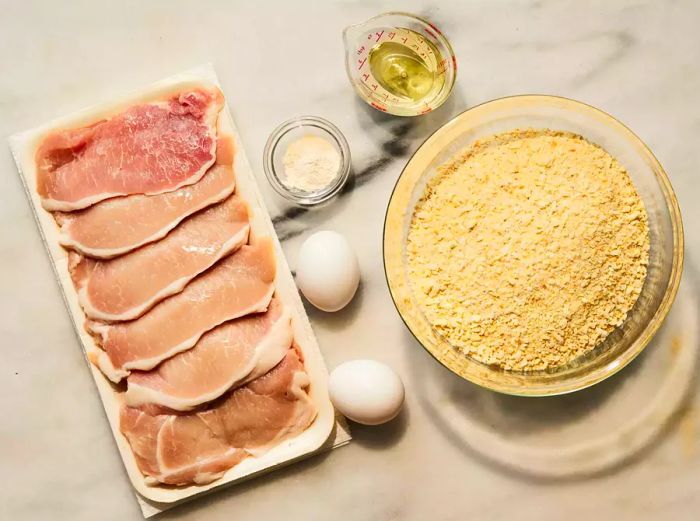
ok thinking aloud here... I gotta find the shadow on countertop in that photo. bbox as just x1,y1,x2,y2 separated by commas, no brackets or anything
404,257,700,484
347,405,410,451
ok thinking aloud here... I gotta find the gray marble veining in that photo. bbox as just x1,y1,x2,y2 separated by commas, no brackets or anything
1,1,698,520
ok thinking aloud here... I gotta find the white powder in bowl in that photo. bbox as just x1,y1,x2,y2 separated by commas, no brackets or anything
282,135,341,192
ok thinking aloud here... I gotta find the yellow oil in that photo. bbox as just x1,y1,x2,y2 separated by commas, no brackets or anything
368,33,445,103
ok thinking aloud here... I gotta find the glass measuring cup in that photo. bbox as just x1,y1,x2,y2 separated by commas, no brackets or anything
343,12,457,117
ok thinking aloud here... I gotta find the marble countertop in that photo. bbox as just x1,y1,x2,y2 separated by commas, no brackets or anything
1,1,698,520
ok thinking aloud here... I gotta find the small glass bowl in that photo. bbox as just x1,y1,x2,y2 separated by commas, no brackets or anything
384,95,684,396
263,116,351,206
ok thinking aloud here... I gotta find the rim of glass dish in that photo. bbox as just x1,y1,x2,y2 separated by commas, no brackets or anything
383,94,685,396
342,11,458,117
263,116,351,206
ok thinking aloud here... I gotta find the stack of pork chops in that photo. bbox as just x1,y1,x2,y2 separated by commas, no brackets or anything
33,86,317,486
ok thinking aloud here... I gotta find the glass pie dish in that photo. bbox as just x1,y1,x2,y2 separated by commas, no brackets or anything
383,95,684,396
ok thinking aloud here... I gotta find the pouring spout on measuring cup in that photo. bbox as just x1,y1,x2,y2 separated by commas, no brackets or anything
341,12,457,117
342,11,392,51
342,19,376,99
342,22,366,50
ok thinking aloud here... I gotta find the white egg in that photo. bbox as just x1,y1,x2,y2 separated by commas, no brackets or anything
329,360,405,425
296,231,360,312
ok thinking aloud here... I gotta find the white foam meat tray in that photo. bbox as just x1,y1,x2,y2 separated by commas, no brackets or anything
8,64,350,517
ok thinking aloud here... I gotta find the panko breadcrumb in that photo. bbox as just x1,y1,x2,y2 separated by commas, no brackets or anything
406,129,650,371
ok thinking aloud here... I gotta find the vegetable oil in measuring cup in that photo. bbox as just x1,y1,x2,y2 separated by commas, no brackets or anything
368,31,446,103
344,13,457,116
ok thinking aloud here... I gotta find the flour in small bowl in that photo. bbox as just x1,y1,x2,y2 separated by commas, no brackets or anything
282,135,341,192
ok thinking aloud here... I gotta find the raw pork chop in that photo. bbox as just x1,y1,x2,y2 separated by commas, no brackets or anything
55,139,235,258
36,87,224,211
87,239,276,382
125,297,292,410
120,349,316,486
70,195,250,322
